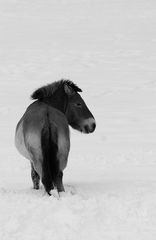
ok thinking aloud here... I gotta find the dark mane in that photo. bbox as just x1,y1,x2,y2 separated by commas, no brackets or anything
31,79,82,100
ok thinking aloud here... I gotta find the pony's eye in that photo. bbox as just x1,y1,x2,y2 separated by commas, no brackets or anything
76,103,82,107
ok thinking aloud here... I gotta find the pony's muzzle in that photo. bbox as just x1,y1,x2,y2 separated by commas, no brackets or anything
82,118,96,134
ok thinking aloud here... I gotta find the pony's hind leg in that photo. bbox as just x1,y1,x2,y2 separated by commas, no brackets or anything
31,163,40,190
54,171,65,193
41,175,54,195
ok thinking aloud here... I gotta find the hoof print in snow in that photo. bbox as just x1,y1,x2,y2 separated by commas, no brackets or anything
65,185,77,195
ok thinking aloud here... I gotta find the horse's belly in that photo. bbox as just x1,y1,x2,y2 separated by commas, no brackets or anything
15,121,31,160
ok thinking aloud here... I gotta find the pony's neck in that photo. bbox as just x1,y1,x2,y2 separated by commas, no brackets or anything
41,87,68,114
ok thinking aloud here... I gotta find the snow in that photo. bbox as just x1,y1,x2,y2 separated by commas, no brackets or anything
0,0,156,239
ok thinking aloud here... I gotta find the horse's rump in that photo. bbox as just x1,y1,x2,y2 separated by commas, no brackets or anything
16,102,70,178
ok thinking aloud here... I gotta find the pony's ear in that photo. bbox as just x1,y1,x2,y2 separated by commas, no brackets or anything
64,84,75,96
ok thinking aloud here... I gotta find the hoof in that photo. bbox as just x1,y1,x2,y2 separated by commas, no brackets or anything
33,185,40,190
49,189,60,199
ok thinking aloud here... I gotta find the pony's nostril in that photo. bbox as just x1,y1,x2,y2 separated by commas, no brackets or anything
84,123,96,133
84,125,89,133
92,123,96,132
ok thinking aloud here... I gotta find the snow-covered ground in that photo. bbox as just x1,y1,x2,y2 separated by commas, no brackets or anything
0,0,156,239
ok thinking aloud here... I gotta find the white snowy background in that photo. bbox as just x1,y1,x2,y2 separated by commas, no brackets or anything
0,0,156,239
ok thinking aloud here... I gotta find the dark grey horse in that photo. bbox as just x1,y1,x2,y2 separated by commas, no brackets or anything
15,80,96,196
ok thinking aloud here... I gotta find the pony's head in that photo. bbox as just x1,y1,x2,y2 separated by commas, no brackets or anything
31,79,96,134
64,82,96,134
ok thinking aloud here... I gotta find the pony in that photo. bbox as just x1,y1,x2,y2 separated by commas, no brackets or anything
15,79,96,196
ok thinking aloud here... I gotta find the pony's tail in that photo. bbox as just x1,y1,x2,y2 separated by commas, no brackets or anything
41,111,58,195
